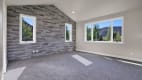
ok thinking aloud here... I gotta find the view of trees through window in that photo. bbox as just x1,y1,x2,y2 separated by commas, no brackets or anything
22,16,34,41
113,19,122,42
86,24,92,41
66,25,70,40
93,21,111,41
85,17,123,42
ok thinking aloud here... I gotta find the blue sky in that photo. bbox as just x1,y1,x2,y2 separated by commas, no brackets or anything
66,24,72,31
87,19,122,28
87,24,92,28
113,19,122,27
96,21,111,28
66,25,71,31
23,17,34,26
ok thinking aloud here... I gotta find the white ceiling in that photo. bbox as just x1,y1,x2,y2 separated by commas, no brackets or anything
6,0,142,22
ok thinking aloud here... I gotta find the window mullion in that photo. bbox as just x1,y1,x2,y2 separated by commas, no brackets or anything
70,26,72,41
111,20,113,42
85,25,87,41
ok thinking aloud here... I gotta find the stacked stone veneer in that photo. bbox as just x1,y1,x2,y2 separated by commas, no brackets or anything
7,5,76,61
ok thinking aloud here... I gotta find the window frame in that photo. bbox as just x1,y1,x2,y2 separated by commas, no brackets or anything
65,23,72,42
85,17,124,44
19,14,36,44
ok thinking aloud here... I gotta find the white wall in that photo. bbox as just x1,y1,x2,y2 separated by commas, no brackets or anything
0,0,7,80
3,0,7,73
76,7,142,62
0,0,3,79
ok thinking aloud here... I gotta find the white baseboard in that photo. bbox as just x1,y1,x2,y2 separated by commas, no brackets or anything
76,49,142,62
1,73,4,80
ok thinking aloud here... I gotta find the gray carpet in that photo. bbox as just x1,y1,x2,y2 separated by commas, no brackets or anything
7,52,142,80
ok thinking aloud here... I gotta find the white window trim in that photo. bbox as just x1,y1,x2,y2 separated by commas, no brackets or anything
19,14,36,44
85,17,124,44
65,23,72,42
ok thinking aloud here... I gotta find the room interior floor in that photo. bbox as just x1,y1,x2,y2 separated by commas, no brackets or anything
6,52,142,80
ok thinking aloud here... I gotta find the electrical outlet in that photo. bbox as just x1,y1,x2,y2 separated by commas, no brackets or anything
32,50,36,54
35,50,39,53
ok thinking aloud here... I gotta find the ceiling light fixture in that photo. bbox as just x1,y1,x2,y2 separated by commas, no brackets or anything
72,11,75,14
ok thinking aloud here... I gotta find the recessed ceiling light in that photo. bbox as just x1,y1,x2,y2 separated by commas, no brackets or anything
72,11,75,14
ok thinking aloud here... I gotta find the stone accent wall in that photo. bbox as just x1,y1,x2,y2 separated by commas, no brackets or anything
7,5,76,61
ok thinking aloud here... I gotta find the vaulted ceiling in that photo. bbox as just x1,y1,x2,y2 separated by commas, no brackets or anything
6,0,142,22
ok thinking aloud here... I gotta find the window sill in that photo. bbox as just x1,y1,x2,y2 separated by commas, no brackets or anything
19,41,36,44
65,41,72,42
84,41,123,44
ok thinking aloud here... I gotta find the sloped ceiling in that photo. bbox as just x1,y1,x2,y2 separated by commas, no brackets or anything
6,0,142,22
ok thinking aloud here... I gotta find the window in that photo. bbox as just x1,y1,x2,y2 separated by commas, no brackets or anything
85,17,123,43
65,23,72,42
113,18,123,42
86,24,93,41
93,21,111,41
20,14,36,44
